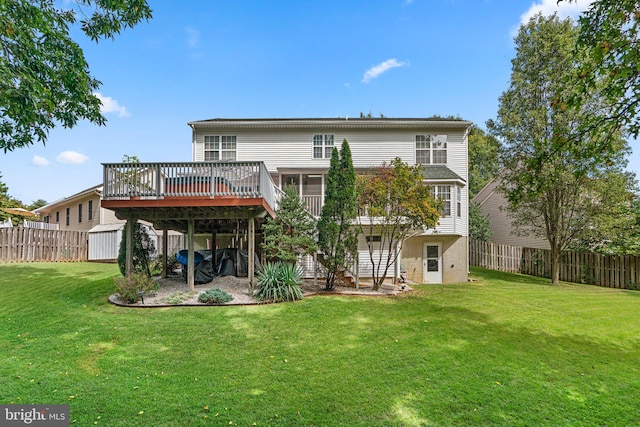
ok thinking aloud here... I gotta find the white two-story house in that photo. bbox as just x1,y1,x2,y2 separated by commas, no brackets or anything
188,117,470,284
103,117,471,288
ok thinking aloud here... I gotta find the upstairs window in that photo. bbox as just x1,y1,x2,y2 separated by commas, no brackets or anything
78,203,82,223
204,135,237,161
88,200,93,221
65,208,70,226
416,135,447,164
313,134,334,159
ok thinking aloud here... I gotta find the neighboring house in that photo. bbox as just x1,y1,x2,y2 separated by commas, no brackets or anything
472,176,550,249
102,117,471,285
35,184,181,261
35,184,117,232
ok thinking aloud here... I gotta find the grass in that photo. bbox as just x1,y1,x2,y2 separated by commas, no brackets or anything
0,263,639,426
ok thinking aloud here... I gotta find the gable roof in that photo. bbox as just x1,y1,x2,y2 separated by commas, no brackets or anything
34,184,103,213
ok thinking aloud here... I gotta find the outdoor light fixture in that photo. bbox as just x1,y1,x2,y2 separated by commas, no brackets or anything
138,291,145,304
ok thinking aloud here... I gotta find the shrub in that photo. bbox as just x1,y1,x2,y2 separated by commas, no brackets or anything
254,261,304,303
198,288,233,304
161,291,197,305
150,254,180,276
114,273,159,304
117,222,156,277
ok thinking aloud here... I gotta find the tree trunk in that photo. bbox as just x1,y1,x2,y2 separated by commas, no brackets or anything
550,245,560,284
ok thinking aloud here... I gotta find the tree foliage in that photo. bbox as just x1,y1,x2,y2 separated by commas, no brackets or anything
488,13,636,284
559,0,640,139
568,174,640,255
469,202,491,242
356,158,441,290
468,125,501,199
0,0,152,152
261,185,318,264
118,222,155,278
0,171,25,223
317,140,358,290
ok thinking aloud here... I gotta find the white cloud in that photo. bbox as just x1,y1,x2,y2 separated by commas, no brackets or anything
57,151,88,164
32,155,49,166
362,59,408,84
517,0,594,29
185,26,200,48
94,92,130,117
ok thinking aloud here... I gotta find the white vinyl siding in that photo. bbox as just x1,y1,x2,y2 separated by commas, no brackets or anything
192,124,469,238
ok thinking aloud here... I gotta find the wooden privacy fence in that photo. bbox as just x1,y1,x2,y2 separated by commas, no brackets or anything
469,238,640,290
0,227,88,262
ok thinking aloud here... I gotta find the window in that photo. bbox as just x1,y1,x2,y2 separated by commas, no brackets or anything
431,185,451,216
55,211,59,223
456,186,462,217
88,200,93,221
78,204,82,223
65,208,70,226
416,135,447,164
204,135,236,161
313,134,334,159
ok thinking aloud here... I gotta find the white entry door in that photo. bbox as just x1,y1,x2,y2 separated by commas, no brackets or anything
423,243,442,284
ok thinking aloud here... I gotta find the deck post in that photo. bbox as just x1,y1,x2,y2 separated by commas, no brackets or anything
211,229,218,272
125,218,134,277
248,216,255,292
162,228,168,278
187,218,195,291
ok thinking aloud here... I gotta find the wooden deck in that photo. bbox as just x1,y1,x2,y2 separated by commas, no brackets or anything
101,161,280,232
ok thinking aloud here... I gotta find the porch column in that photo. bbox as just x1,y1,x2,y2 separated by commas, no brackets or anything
211,229,218,272
162,228,168,278
125,218,134,277
248,216,255,292
187,218,195,291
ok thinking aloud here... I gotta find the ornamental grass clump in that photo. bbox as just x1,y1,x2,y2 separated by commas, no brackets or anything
255,261,304,303
114,273,159,304
198,288,233,305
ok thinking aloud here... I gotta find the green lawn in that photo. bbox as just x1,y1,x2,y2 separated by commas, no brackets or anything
0,263,639,426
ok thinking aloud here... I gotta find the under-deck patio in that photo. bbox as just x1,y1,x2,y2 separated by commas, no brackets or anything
101,161,281,290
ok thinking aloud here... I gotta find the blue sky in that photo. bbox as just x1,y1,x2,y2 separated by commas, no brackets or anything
4,0,637,205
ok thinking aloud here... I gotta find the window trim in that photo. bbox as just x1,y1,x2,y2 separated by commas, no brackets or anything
203,135,237,161
312,134,335,159
431,185,452,217
416,134,447,165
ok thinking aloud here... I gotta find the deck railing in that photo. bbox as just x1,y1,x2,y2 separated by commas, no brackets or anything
102,161,280,210
302,195,322,217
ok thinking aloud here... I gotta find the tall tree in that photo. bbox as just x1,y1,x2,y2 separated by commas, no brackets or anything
317,140,358,290
356,158,440,290
0,0,152,152
488,13,635,284
559,0,640,139
261,185,318,263
468,125,501,199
